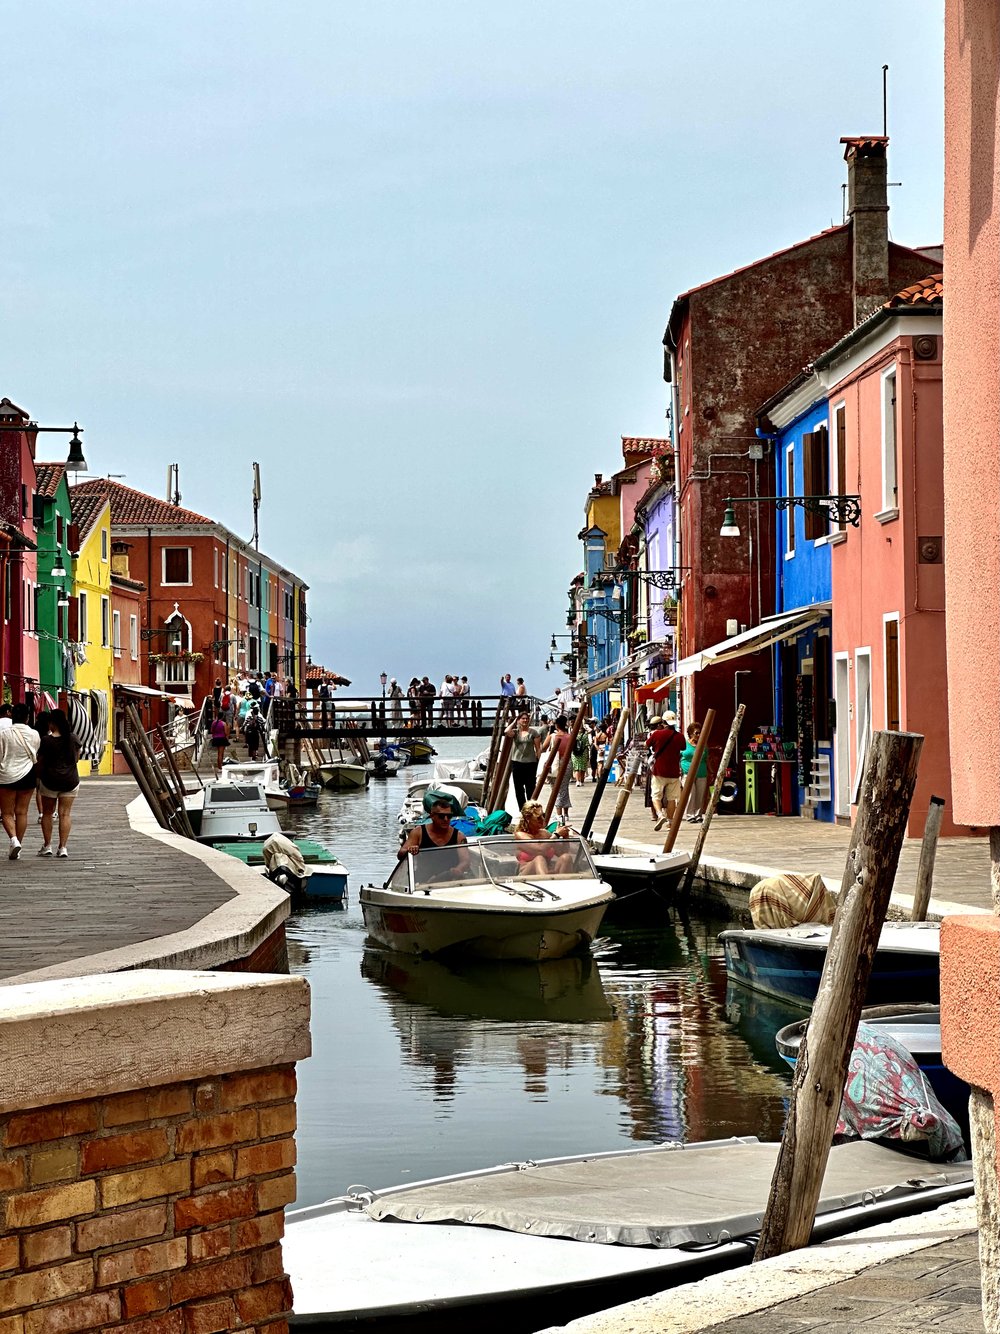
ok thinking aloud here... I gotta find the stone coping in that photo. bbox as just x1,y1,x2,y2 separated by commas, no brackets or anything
0,969,311,1114
3,795,291,986
543,1195,977,1334
611,835,993,922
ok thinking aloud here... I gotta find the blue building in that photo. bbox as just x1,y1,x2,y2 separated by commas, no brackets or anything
758,372,835,821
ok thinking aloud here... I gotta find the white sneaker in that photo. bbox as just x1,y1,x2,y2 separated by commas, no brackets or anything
57,847,68,858
37,845,53,857
8,839,20,860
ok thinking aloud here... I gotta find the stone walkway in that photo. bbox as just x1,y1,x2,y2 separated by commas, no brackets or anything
575,780,993,913
0,777,237,983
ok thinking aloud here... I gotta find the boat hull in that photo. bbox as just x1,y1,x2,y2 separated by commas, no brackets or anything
720,924,940,1009
592,852,689,915
360,892,609,962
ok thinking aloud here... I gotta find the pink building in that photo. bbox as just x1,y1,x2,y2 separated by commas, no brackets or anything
0,399,40,700
823,275,956,835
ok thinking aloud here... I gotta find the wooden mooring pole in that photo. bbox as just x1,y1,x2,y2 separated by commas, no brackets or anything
600,747,644,854
662,709,715,854
580,704,631,839
910,795,945,922
681,704,745,895
754,729,923,1262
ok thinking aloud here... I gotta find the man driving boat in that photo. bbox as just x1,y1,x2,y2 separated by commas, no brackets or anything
398,796,471,879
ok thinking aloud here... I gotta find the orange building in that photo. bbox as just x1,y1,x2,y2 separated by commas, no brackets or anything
72,480,308,711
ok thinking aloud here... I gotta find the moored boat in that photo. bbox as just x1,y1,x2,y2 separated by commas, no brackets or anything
223,759,320,810
284,1138,972,1329
396,736,436,764
592,849,690,910
719,920,941,1009
360,836,612,961
214,836,348,900
318,761,369,790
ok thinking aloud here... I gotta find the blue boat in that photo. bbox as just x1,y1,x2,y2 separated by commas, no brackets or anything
719,921,940,1009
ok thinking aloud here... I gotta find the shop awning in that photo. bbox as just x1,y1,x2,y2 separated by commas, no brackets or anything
635,674,677,703
115,683,194,707
675,606,829,677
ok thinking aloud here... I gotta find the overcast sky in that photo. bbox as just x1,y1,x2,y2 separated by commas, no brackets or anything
3,2,944,695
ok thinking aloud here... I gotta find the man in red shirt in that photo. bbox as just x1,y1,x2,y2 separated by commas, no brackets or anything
646,711,683,831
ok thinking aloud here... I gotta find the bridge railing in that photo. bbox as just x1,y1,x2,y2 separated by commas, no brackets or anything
271,694,545,736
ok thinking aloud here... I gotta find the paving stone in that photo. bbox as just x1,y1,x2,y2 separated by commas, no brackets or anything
0,777,237,981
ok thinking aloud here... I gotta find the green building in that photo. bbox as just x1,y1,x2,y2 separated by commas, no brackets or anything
34,463,74,697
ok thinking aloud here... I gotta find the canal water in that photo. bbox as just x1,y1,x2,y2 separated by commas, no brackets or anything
281,739,796,1210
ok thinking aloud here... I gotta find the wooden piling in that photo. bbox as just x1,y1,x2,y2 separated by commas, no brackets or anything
911,795,945,922
600,748,644,854
530,737,560,801
543,700,589,824
662,709,715,853
680,705,745,895
487,735,515,813
753,729,923,1262
580,705,631,839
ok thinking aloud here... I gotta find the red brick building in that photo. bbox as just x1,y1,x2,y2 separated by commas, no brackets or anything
665,137,940,743
72,480,308,711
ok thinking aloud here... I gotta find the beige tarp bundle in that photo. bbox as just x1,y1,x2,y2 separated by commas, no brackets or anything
749,871,836,929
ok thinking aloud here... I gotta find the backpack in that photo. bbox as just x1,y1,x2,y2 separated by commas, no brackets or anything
220,690,232,711
572,731,590,760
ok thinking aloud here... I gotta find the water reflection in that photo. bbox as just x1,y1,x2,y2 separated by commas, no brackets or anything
283,742,794,1205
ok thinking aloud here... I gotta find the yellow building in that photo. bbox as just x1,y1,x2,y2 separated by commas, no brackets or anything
584,488,621,562
69,492,114,776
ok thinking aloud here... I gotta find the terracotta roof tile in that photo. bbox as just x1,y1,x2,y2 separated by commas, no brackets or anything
34,463,67,499
69,491,108,543
885,272,943,308
621,437,669,459
72,478,213,526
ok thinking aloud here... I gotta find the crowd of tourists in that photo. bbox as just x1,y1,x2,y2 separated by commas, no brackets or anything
203,671,295,774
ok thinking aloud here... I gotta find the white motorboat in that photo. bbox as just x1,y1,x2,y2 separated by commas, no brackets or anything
397,777,485,827
186,780,278,844
430,758,486,796
222,760,319,810
592,849,690,901
284,1138,973,1328
360,836,613,961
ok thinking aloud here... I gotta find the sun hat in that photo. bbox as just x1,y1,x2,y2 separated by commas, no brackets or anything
649,715,664,726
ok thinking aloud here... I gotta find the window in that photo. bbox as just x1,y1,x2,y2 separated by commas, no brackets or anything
129,614,138,660
785,444,796,557
884,617,900,731
56,515,64,544
162,547,191,585
32,584,39,634
112,609,121,656
802,424,830,541
101,596,111,649
78,592,88,643
249,635,259,671
101,528,108,562
881,369,898,513
213,548,218,589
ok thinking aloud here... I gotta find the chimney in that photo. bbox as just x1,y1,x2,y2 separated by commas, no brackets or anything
841,136,890,324
111,539,131,578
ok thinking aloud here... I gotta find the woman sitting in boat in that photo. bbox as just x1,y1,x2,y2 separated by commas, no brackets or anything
514,802,575,877
397,794,470,881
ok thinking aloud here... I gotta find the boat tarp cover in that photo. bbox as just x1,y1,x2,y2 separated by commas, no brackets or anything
364,1140,972,1248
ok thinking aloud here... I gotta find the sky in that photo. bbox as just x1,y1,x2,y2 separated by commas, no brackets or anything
2,2,945,696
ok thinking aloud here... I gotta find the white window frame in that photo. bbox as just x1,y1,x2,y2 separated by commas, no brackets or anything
101,596,111,650
112,609,121,657
852,648,872,805
784,442,796,558
100,528,108,562
129,614,138,661
213,548,219,589
78,591,88,644
879,367,899,519
161,546,192,587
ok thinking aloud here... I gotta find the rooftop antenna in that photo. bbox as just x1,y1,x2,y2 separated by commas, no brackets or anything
252,462,261,550
166,463,181,507
882,64,889,138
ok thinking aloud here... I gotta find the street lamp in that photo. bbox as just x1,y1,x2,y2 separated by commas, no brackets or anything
0,404,88,473
719,493,862,537
380,671,388,699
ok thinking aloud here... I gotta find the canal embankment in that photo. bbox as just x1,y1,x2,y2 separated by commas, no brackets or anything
0,777,290,986
584,785,994,919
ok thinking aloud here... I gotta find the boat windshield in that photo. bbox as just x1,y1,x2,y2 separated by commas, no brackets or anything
387,836,597,892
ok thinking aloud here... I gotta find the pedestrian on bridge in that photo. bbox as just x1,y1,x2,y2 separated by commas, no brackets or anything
388,678,404,728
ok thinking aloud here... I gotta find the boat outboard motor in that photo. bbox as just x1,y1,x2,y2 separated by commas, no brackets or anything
261,832,311,896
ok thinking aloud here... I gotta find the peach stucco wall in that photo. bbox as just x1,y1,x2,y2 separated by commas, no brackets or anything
943,0,1000,827
831,332,957,836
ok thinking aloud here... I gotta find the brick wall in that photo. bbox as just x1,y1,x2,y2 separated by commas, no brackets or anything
0,1066,298,1333
0,970,310,1334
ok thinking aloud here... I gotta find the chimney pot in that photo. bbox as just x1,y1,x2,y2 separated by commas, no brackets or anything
841,135,890,323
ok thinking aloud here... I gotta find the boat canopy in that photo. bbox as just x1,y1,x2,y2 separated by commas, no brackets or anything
363,1139,972,1248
